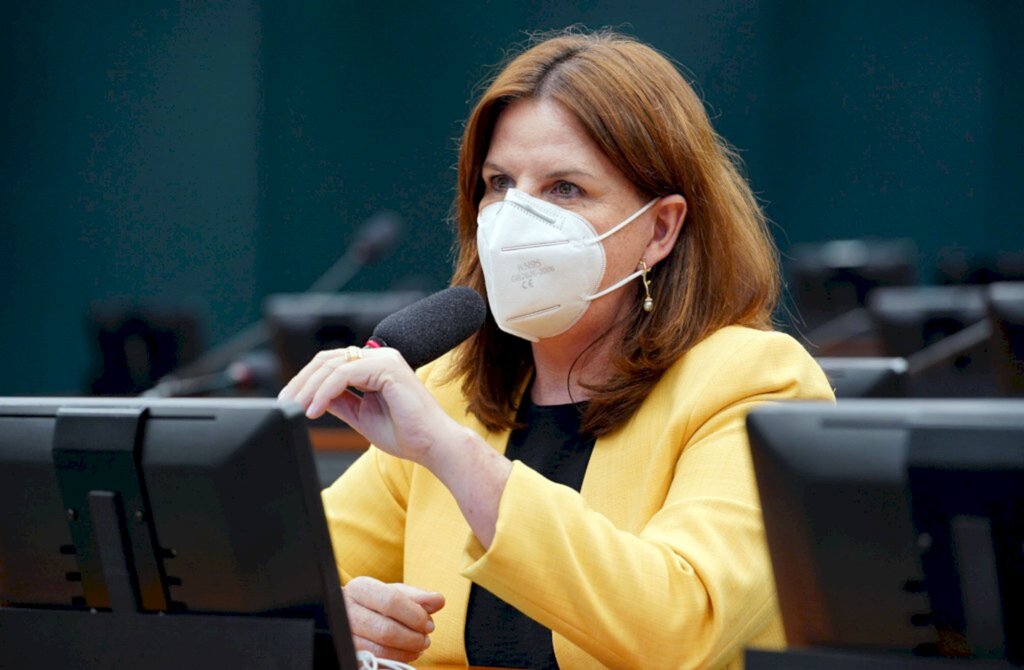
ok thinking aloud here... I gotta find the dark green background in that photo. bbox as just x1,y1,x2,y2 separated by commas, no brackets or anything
2,1,1021,394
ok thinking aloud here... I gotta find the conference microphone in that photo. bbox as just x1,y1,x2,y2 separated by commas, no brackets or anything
348,210,403,267
363,286,487,370
149,287,485,398
309,210,404,293
149,210,405,390
141,351,280,398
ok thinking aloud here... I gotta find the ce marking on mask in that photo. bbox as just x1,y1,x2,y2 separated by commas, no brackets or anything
511,259,554,290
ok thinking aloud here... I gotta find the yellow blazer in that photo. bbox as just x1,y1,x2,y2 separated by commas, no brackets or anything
321,326,834,668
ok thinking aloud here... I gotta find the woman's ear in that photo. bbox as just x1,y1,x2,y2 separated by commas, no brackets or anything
644,194,686,266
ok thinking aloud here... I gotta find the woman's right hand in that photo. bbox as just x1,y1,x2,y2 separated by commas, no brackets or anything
343,576,446,663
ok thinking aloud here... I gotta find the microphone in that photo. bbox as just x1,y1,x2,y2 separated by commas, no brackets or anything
308,211,404,293
148,287,486,398
148,210,405,391
142,351,280,398
348,210,403,267
364,286,487,369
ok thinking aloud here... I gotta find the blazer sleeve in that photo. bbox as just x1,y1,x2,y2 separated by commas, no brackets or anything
319,357,448,585
460,331,834,669
321,445,412,585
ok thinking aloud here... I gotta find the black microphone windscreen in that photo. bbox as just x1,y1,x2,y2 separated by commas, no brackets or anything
370,286,487,370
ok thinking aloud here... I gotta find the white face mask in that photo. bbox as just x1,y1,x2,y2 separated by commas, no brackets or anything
476,188,658,342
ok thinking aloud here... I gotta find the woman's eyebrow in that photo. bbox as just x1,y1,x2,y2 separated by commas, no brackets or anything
544,168,597,180
482,160,597,181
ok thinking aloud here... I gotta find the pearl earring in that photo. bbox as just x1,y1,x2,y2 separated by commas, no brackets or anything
639,259,654,313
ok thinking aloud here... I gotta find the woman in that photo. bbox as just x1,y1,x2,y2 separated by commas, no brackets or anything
280,29,833,669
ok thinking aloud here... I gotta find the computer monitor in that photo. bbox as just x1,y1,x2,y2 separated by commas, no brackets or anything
746,400,1024,665
264,291,426,382
0,397,358,669
815,357,910,398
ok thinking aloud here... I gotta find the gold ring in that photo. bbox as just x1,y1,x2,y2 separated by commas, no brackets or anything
343,346,362,362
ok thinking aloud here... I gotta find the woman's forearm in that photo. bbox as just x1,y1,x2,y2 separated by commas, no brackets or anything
420,422,512,549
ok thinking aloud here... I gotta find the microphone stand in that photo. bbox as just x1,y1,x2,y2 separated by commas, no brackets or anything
143,211,402,397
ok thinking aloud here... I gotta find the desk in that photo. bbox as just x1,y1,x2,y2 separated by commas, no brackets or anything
746,648,1016,669
0,607,504,669
310,426,369,452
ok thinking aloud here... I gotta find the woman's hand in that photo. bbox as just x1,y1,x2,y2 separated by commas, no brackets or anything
277,346,461,465
280,344,513,549
343,576,445,663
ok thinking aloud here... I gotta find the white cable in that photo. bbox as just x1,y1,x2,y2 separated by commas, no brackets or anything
356,650,416,670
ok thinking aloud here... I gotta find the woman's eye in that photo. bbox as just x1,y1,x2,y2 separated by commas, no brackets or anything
489,175,513,192
552,181,581,198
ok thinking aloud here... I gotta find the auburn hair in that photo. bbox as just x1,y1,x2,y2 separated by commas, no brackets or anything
448,29,780,437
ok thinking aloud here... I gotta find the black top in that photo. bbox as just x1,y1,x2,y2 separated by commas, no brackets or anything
464,396,596,669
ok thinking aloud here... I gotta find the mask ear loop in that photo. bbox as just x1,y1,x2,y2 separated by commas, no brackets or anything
590,198,659,244
583,198,660,303
585,267,643,301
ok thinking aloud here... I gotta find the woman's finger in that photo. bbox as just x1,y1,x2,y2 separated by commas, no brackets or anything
289,361,342,408
292,346,369,409
327,392,362,426
345,577,435,634
344,600,431,654
390,583,445,616
278,348,347,401
306,362,372,418
307,350,403,418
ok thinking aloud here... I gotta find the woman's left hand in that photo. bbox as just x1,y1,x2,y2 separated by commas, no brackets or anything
277,346,461,466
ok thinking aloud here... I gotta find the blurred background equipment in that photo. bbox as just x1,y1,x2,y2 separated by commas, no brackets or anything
265,291,426,383
85,302,204,396
160,210,404,385
2,1,1021,398
787,238,917,358
937,249,1024,286
867,286,988,358
989,282,1024,396
786,233,1024,400
142,210,405,399
815,357,910,399
866,285,996,397
788,238,918,332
